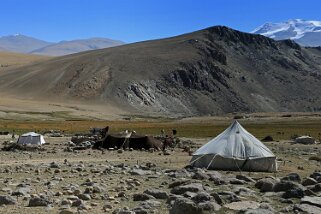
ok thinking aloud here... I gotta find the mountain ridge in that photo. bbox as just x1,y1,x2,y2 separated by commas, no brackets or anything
252,19,321,46
0,34,125,56
0,25,321,117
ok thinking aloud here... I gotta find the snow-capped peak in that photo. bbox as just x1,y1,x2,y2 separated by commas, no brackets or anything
252,19,321,40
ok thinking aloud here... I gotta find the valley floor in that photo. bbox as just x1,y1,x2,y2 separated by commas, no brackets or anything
0,136,320,213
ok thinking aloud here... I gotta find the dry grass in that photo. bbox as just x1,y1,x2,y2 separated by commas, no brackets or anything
0,51,51,70
0,117,320,141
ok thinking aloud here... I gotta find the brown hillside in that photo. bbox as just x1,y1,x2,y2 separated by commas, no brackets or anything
0,51,51,71
0,26,321,116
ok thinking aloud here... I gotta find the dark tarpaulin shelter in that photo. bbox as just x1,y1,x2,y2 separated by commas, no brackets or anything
96,132,163,150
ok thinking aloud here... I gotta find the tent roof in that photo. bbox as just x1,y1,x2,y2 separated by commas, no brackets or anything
21,132,42,137
193,121,275,159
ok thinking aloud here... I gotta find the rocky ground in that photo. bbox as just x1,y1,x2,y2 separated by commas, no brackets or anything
0,136,320,213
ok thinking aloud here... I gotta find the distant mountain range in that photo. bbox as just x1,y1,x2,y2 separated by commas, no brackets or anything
252,19,321,47
0,34,125,56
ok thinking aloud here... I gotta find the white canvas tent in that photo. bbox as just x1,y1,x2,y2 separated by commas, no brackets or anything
190,121,277,172
17,132,46,145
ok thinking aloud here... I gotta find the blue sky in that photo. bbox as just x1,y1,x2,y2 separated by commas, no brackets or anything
1,0,321,43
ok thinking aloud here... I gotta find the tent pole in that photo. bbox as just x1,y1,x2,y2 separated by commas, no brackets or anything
206,154,217,170
233,158,243,175
121,132,132,149
190,154,208,165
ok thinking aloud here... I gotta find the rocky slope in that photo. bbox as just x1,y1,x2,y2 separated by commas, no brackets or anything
0,26,321,116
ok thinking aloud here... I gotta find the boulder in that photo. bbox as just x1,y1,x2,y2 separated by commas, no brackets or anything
133,193,155,201
236,174,255,183
168,180,191,188
171,183,204,195
211,192,223,205
78,194,91,201
139,199,161,209
208,171,225,185
12,187,31,196
192,169,210,180
198,201,221,212
217,191,240,203
168,169,192,178
169,198,202,214
130,207,148,214
262,136,274,142
281,173,301,183
191,191,212,203
28,197,50,207
144,189,168,199
229,178,246,185
129,169,152,176
71,199,85,207
273,181,301,192
224,201,260,211
282,188,304,199
295,203,321,213
59,209,76,214
310,172,321,182
302,177,318,186
255,178,277,192
310,184,321,193
301,196,321,208
244,208,275,214
0,195,16,205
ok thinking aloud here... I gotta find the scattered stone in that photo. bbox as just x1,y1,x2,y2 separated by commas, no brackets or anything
103,203,113,210
282,187,304,199
211,192,223,205
168,179,191,188
192,169,210,180
71,199,85,207
302,177,318,186
144,189,169,199
295,203,321,213
236,174,255,182
244,208,275,214
273,181,301,192
255,177,277,192
59,209,76,214
217,191,240,203
310,184,321,193
229,178,246,185
208,171,225,185
78,193,91,201
281,173,301,183
169,198,202,214
224,201,260,211
198,201,221,212
0,195,16,205
301,196,321,208
129,169,152,176
133,193,155,201
28,197,50,207
191,191,211,203
139,199,161,208
171,183,204,195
